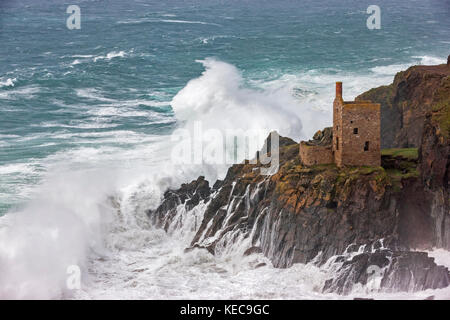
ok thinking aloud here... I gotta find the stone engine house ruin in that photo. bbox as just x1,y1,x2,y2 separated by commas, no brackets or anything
299,82,381,167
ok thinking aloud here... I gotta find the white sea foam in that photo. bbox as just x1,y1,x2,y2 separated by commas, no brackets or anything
413,55,446,65
0,134,20,139
71,54,95,58
0,77,17,88
0,170,117,299
0,85,40,100
371,64,411,75
85,104,172,119
160,19,221,26
73,91,170,115
75,88,115,102
370,55,446,75
118,18,220,26
0,163,36,175
37,121,119,130
427,249,450,269
69,179,332,300
93,51,127,62
116,19,144,25
198,35,234,44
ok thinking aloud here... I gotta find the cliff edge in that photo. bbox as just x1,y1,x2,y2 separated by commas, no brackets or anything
356,62,450,148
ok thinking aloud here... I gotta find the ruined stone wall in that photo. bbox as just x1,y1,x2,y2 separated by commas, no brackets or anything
333,98,344,166
339,102,381,166
310,82,382,167
299,142,333,166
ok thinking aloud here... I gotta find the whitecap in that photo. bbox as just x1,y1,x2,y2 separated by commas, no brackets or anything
93,51,127,62
413,55,446,65
159,19,221,26
0,78,17,88
198,35,233,44
370,64,410,75
36,122,119,130
0,86,40,100
0,134,20,139
0,163,36,175
75,88,115,102
71,54,95,58
370,55,447,76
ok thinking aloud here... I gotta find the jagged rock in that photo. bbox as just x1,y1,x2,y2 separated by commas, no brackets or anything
146,176,211,230
184,243,215,255
212,179,224,191
243,246,263,256
418,75,450,249
357,63,450,148
323,250,450,294
306,127,333,146
381,252,450,291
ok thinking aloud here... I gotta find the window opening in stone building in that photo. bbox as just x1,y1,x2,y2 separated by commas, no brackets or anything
364,141,369,151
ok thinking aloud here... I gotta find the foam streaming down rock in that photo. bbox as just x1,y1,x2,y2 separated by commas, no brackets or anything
147,121,450,294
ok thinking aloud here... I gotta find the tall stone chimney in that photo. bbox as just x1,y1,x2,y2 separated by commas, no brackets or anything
335,81,343,100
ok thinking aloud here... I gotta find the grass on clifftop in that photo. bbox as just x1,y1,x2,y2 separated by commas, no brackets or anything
381,148,418,160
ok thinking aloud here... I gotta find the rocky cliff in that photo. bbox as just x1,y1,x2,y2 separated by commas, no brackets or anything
357,63,450,148
147,60,450,295
419,72,450,250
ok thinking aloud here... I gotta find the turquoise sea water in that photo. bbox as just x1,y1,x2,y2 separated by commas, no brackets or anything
0,0,449,299
1,0,449,214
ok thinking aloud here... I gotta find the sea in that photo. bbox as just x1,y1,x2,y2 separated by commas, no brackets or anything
0,0,449,299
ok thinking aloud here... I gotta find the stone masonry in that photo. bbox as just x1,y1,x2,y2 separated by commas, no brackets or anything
300,82,381,167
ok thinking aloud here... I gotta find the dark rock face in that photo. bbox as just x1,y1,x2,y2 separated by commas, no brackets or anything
243,246,263,256
395,179,435,250
305,127,333,146
418,75,450,249
323,249,450,294
357,64,450,148
381,251,450,292
147,176,211,231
